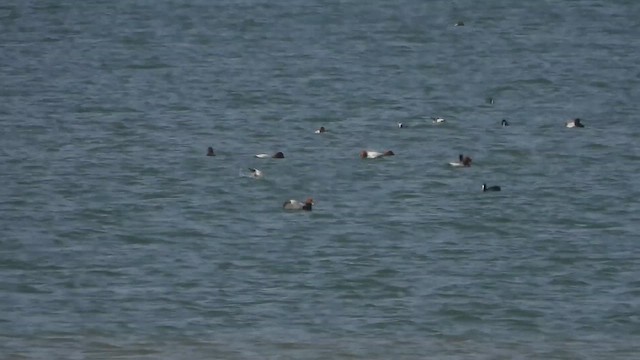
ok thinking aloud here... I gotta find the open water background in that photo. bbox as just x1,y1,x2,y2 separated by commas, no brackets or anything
1,0,640,358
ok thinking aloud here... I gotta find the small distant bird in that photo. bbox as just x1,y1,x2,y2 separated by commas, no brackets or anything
482,184,501,192
255,151,285,159
455,21,465,26
360,150,395,159
501,119,510,127
248,168,263,178
206,147,215,156
315,126,326,134
487,97,494,104
283,198,314,211
398,122,404,128
432,117,446,124
566,118,584,128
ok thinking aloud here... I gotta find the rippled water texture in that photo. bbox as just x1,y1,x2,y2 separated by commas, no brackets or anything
1,0,640,359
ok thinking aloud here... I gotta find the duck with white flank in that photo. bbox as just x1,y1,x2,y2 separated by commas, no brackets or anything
283,198,313,211
449,154,472,167
255,151,285,159
360,150,395,159
482,184,501,192
566,118,584,128
432,117,446,124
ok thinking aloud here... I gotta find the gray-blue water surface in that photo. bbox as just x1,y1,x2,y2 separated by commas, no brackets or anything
2,0,640,359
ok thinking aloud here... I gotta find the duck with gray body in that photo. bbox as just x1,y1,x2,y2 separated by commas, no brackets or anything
283,198,313,211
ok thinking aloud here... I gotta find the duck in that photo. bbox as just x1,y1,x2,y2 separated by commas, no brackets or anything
482,184,501,192
283,198,313,211
248,168,263,178
566,118,584,128
206,147,215,156
487,97,494,104
255,151,285,159
398,122,405,128
455,21,465,27
449,154,472,167
501,119,510,127
315,126,326,134
432,117,446,124
360,150,395,159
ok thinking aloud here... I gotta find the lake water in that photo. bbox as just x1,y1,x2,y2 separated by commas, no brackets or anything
1,0,640,359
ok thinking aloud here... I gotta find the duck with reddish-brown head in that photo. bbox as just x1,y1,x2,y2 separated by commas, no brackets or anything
283,198,313,211
449,153,472,167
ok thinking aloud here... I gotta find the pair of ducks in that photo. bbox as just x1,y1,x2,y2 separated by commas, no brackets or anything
400,118,508,128
502,118,585,128
284,148,392,211
284,147,392,211
398,117,446,128
207,148,285,159
284,183,502,212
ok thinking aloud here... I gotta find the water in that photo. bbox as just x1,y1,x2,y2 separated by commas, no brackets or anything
2,0,640,358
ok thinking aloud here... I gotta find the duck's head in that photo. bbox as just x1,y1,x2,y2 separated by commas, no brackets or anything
360,150,368,159
273,151,285,158
459,154,464,162
463,156,472,166
574,118,584,127
303,198,314,210
384,150,395,156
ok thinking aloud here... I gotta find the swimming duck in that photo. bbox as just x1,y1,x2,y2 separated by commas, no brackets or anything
432,117,446,124
449,154,472,167
206,147,215,156
283,198,313,211
360,150,395,159
315,126,326,134
398,122,405,128
455,21,465,26
501,119,510,127
482,184,501,192
248,168,263,178
566,118,584,128
255,151,285,159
